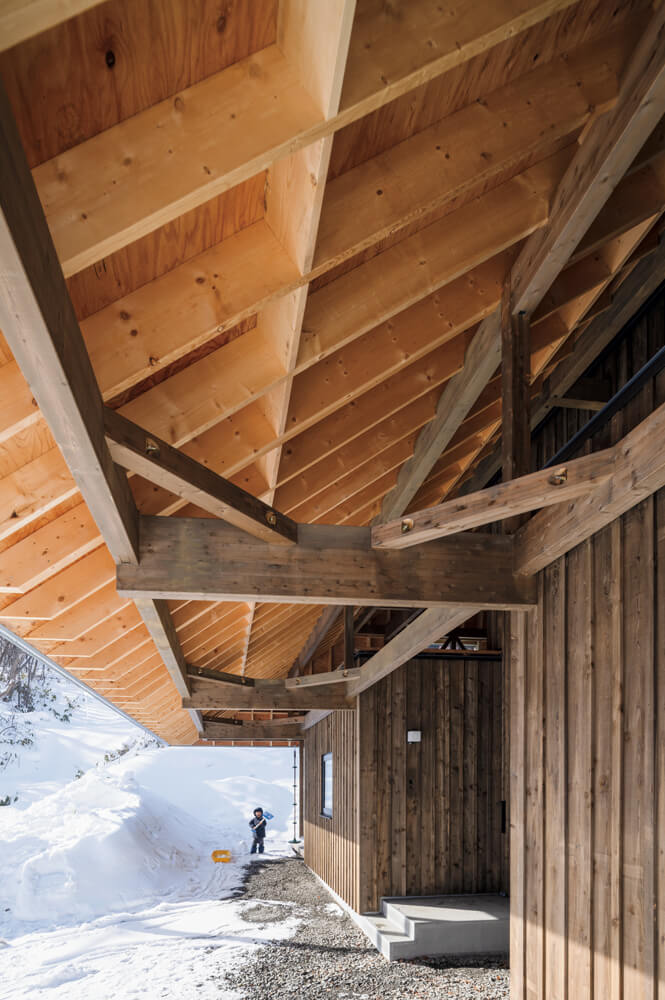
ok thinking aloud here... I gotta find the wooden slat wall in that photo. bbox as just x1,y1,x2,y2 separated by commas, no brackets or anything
357,657,506,913
303,709,358,910
510,291,665,999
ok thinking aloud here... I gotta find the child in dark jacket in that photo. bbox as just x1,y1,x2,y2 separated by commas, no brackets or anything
249,807,267,854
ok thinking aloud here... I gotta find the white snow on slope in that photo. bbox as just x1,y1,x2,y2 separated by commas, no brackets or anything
0,669,301,999
0,671,142,808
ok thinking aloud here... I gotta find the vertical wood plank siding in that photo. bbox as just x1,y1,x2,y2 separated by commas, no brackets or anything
304,657,506,913
357,657,505,913
303,710,358,910
511,296,665,998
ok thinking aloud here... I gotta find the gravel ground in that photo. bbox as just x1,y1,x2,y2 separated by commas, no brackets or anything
219,857,509,1000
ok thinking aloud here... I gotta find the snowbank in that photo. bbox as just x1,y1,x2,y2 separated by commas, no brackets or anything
0,746,295,937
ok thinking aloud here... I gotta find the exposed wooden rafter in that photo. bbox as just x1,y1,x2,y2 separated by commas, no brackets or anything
346,607,477,697
377,7,665,519
0,79,199,732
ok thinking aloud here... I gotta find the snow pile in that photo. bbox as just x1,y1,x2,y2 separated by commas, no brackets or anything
0,661,301,998
0,745,295,936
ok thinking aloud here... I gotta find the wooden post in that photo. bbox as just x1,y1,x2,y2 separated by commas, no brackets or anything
501,282,531,532
344,605,355,671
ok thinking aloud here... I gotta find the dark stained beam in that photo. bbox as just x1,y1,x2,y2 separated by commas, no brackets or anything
202,720,304,741
372,448,615,549
183,675,353,712
516,398,665,575
502,298,531,533
0,81,197,729
0,79,137,565
104,408,297,545
117,517,537,611
285,667,362,688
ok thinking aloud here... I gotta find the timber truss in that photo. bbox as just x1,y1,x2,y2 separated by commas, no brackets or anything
1,0,665,743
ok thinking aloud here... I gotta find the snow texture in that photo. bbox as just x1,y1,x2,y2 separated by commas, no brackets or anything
0,670,300,998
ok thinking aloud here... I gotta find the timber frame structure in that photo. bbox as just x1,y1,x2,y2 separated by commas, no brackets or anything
3,0,665,991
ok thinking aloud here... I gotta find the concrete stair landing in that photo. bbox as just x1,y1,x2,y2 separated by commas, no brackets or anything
357,893,509,961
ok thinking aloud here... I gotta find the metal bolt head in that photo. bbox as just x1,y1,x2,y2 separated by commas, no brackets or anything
145,437,160,458
265,510,278,526
548,466,568,486
401,518,414,534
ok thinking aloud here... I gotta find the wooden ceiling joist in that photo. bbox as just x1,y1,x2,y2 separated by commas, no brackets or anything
23,0,578,279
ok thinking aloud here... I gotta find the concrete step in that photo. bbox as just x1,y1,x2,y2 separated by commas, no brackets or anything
357,893,509,961
355,912,414,960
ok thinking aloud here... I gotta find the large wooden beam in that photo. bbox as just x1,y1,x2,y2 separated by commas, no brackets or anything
0,81,197,729
511,3,665,315
104,408,297,545
502,298,531,532
347,607,476,697
516,399,665,575
372,448,615,549
201,720,304,741
117,517,537,611
285,667,361,689
183,675,353,712
0,78,137,565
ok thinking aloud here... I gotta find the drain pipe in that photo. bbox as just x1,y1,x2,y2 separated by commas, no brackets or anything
0,623,165,745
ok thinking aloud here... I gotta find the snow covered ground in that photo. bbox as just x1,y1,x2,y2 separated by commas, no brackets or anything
0,666,301,999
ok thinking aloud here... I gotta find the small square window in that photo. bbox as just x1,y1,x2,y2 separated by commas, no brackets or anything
321,752,333,818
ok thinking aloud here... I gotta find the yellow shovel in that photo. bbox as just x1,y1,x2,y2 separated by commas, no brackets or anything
211,849,232,863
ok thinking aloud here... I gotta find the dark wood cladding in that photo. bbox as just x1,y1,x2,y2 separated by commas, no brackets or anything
303,710,358,910
510,292,665,998
303,657,506,914
358,657,506,913
510,494,665,998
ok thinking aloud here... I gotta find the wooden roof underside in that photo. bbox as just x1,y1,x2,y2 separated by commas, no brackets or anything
1,0,665,744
